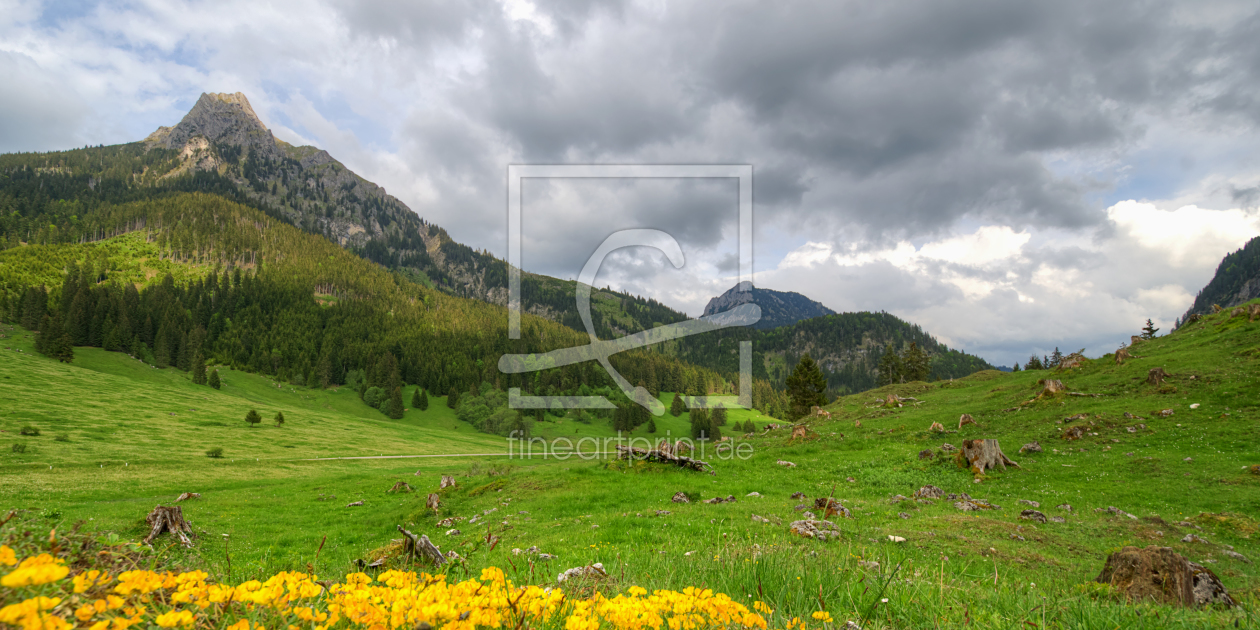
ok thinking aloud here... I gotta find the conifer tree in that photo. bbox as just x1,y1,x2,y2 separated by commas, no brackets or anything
1049,347,1063,368
192,351,207,385
689,408,711,441
447,388,459,409
245,409,261,427
711,404,728,427
877,345,903,386
785,354,828,419
209,369,221,389
901,342,931,382
412,387,422,409
647,417,657,433
388,386,404,419
746,420,757,433
708,417,721,442
1011,362,1021,373
670,393,685,417
1141,319,1160,340
418,388,429,410
1024,355,1043,370
274,411,285,427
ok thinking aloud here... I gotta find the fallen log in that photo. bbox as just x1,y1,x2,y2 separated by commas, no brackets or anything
143,505,193,548
397,525,446,565
615,445,715,474
957,439,1020,476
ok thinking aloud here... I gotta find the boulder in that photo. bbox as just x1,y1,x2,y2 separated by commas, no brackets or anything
1095,546,1235,607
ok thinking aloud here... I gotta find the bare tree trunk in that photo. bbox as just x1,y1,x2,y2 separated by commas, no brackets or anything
397,525,446,565
143,505,193,548
958,439,1020,475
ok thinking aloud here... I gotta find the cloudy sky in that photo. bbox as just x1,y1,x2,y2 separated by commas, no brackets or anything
4,0,1260,367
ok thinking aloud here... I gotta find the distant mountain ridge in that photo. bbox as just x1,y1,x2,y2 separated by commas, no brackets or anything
1179,235,1260,326
703,282,836,330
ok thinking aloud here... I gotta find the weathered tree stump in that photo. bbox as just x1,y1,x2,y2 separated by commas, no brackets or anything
1148,367,1169,386
958,414,976,429
1115,348,1131,364
1131,335,1144,345
958,439,1019,475
439,475,456,489
1040,379,1065,394
397,525,446,565
1095,546,1234,607
426,493,440,510
791,425,808,440
143,505,193,548
1250,304,1260,322
929,421,945,432
387,481,413,494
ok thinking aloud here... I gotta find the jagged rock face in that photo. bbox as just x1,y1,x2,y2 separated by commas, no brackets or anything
154,92,282,159
702,282,835,330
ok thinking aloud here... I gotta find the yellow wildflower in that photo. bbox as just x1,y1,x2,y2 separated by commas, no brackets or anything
1,554,70,587
0,545,16,566
812,611,833,623
154,609,194,628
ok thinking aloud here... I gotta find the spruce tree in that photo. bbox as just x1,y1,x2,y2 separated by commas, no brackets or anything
901,342,930,382
711,404,728,426
1024,355,1043,370
418,388,429,411
689,408,711,441
245,409,261,427
877,345,903,386
1049,347,1063,368
1011,362,1021,373
209,369,221,389
1141,319,1160,340
274,411,285,427
670,393,685,417
708,418,721,442
745,420,757,433
447,388,459,409
412,387,422,409
192,351,207,385
388,386,405,419
785,354,828,419
647,417,657,433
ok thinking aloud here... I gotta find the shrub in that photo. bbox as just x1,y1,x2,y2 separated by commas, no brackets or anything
12,443,26,453
19,425,40,436
208,369,221,389
245,409,262,427
274,411,285,427
54,434,70,442
363,386,384,409
206,447,224,458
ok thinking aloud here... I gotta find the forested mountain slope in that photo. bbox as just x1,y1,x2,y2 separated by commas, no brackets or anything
1179,235,1260,325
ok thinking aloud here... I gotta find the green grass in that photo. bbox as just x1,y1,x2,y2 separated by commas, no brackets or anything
3,305,1260,628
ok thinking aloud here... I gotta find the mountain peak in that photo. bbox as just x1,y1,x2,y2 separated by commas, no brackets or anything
703,283,835,330
148,91,278,156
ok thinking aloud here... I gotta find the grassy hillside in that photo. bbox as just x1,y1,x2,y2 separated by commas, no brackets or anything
2,301,1257,628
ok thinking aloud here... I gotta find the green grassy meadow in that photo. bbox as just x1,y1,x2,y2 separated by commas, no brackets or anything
2,305,1260,628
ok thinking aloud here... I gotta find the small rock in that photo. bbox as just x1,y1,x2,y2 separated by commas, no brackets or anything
791,491,805,499
888,535,906,543
671,492,690,503
1018,499,1040,508
777,460,797,467
1223,550,1250,563
846,477,856,483
1183,457,1192,462
1190,403,1200,409
1019,441,1042,454
1010,533,1026,541
898,512,910,519
914,485,944,500
746,492,762,497
941,443,956,451
1050,516,1066,523
1176,520,1202,530
751,514,770,523
557,563,607,583
890,494,908,503
859,560,880,570
654,510,670,516
446,529,461,536
1182,534,1206,543
1056,503,1072,512
1159,409,1174,417
537,553,557,561
1019,509,1047,523
346,500,364,507
793,504,809,511
1095,506,1138,520
1127,427,1136,433
790,519,842,541
918,449,934,460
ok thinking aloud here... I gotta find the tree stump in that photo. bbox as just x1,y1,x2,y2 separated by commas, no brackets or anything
958,439,1019,475
929,421,945,432
1250,304,1260,322
958,414,976,429
439,475,456,489
1148,368,1169,386
142,505,193,548
426,493,440,510
1115,348,1131,364
387,481,413,494
397,525,446,565
1131,335,1143,345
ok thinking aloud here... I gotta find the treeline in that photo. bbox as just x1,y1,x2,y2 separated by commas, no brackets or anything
0,193,790,428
